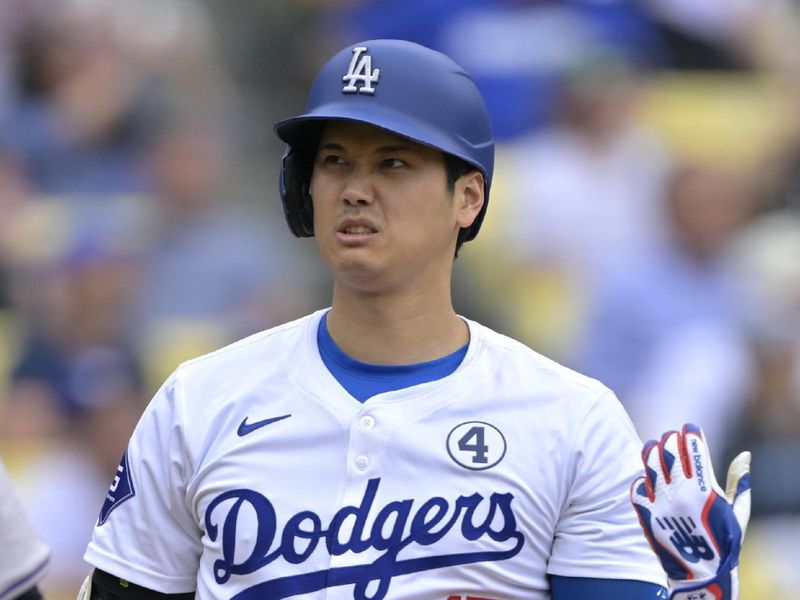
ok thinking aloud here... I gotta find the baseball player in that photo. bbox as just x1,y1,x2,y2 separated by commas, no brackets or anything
0,459,50,600
80,39,747,599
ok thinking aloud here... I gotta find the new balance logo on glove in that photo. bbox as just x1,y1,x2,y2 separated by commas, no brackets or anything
656,516,715,563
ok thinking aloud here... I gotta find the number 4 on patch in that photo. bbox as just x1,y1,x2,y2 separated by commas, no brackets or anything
458,426,489,464
446,421,507,471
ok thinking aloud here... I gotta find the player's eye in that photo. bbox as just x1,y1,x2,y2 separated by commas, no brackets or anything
381,158,407,169
320,154,347,166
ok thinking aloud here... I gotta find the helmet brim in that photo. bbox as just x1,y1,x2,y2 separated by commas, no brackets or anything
274,102,491,181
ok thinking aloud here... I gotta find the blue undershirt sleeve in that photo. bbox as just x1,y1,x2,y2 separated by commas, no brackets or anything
550,575,668,599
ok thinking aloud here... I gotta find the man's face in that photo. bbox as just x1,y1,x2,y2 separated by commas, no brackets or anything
309,120,482,294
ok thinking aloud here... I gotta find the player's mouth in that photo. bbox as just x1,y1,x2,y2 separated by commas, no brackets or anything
336,219,379,243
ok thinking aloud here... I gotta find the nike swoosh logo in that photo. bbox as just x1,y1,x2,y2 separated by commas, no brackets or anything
237,414,292,437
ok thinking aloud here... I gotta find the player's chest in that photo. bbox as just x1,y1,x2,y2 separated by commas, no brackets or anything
190,394,568,599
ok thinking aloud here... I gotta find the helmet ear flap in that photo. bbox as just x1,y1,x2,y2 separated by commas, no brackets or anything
279,145,314,237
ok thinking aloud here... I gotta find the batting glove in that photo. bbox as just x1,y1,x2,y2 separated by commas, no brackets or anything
630,423,751,600
77,571,93,600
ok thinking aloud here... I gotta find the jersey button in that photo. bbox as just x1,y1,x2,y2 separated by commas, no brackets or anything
359,415,376,431
354,455,370,471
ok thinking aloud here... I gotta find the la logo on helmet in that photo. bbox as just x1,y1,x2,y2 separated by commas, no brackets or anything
342,46,380,94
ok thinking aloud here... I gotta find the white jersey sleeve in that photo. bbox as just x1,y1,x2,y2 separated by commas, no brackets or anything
547,389,666,583
84,372,202,593
0,459,50,600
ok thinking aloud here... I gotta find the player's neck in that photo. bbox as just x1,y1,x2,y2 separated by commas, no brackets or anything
326,282,468,365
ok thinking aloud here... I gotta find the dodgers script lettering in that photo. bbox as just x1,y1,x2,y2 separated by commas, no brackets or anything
204,477,524,600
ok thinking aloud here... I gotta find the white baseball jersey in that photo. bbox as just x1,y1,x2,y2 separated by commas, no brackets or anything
85,309,666,599
0,459,51,600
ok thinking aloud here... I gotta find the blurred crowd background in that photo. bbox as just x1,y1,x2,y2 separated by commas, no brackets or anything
0,1,798,598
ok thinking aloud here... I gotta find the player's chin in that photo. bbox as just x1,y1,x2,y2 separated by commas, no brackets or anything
329,252,395,290
327,231,386,259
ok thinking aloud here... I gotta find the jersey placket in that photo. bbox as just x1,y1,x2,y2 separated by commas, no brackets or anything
324,405,389,600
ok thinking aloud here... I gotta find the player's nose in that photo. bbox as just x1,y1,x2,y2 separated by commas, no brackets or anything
340,170,375,206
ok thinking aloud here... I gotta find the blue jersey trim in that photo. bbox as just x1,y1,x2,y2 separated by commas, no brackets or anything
317,314,468,402
550,575,668,599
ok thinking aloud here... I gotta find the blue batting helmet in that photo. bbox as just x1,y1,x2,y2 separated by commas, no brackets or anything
274,39,494,242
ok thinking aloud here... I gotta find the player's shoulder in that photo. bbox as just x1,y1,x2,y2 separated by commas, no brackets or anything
468,318,611,403
468,320,640,453
174,311,320,383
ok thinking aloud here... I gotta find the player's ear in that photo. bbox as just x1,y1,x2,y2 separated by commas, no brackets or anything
455,171,485,230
